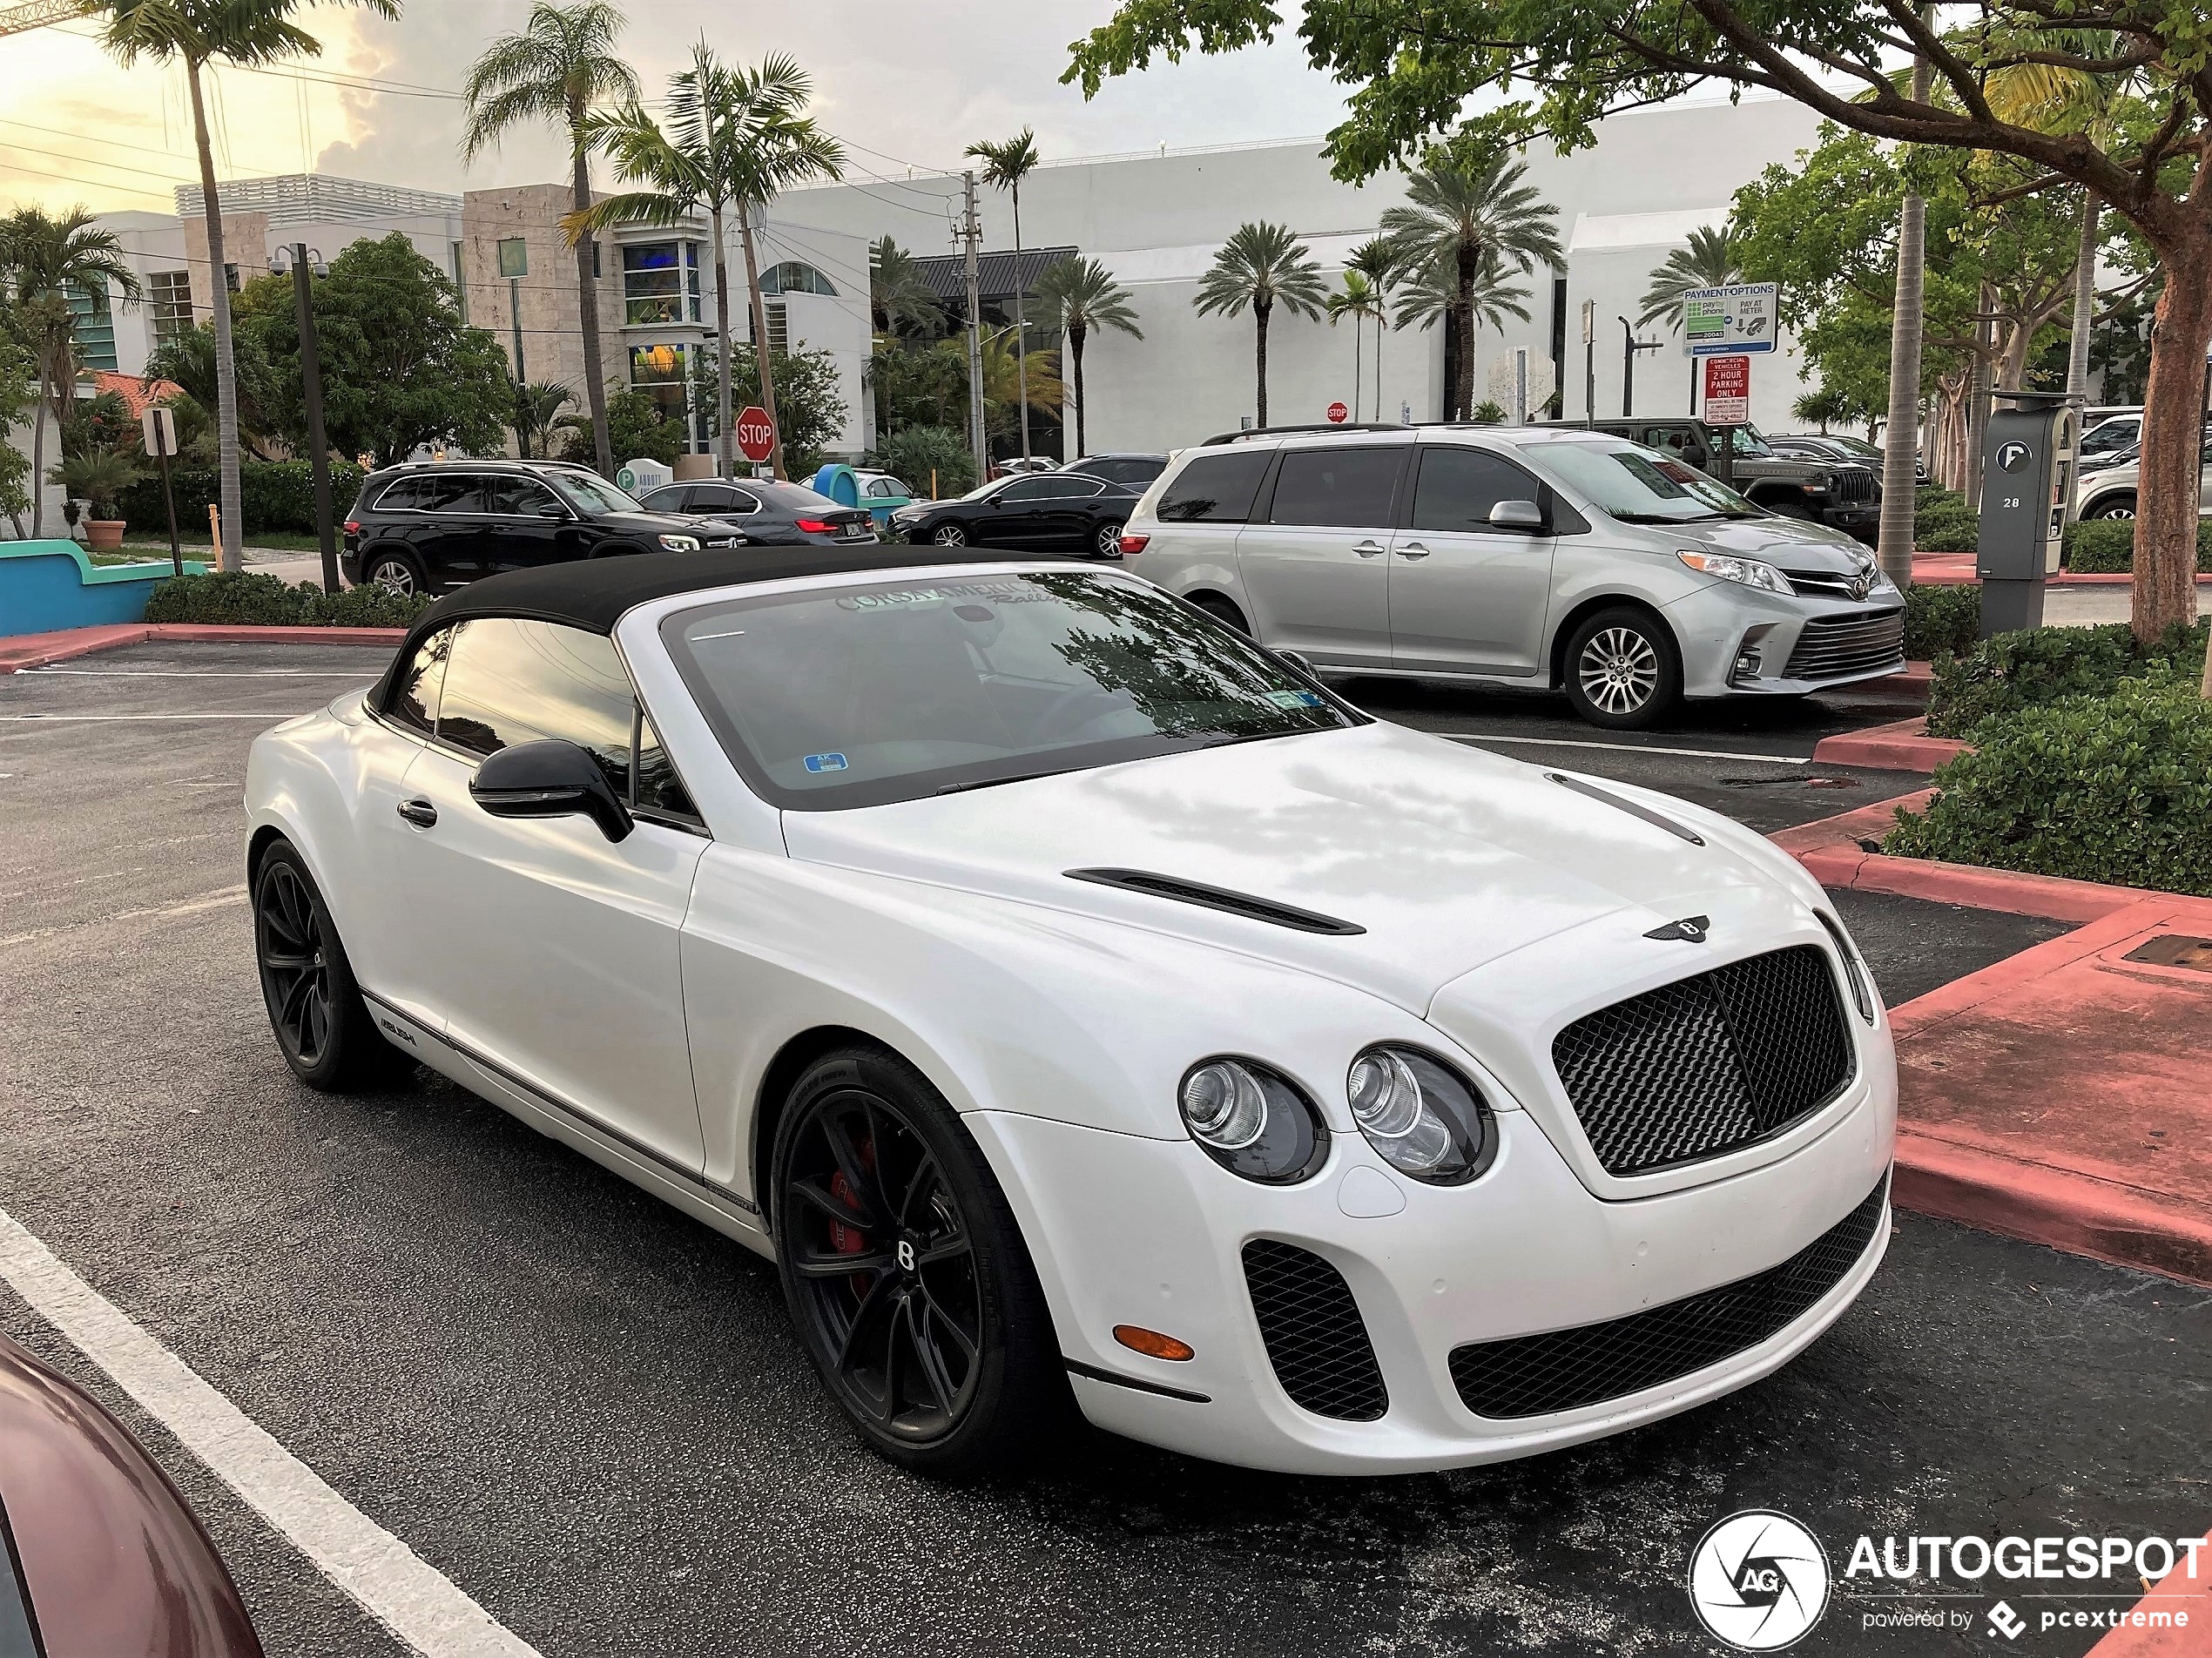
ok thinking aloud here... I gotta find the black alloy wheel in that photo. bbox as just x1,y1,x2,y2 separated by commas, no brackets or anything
252,840,398,1091
772,1048,1062,1476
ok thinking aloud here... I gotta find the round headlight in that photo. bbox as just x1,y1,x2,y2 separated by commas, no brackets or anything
1178,1057,1329,1184
1345,1047,1493,1185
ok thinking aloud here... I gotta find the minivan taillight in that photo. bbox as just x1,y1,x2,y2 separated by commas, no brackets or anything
1119,533,1150,555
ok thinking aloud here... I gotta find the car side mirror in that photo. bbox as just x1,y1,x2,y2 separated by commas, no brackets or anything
1488,499,1546,532
469,739,633,842
538,507,568,520
1273,648,1319,682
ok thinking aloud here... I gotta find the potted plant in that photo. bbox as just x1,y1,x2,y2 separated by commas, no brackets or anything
51,452,145,554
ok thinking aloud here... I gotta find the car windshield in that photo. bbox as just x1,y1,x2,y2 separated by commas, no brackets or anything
1722,424,1775,458
1534,441,1761,522
663,570,1360,809
550,472,644,516
957,476,1012,502
750,482,840,512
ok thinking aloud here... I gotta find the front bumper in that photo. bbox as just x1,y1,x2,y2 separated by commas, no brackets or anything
1665,585,1905,699
968,1064,1895,1474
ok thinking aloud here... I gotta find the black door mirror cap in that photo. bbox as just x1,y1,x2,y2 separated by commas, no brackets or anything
469,738,633,842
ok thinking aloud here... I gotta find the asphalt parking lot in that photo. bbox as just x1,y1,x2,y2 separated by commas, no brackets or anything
2,643,2204,1658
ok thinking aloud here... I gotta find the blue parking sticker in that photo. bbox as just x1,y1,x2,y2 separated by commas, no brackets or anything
1265,689,1325,709
803,752,849,773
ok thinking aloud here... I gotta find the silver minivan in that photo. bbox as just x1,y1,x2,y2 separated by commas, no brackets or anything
1118,425,1906,729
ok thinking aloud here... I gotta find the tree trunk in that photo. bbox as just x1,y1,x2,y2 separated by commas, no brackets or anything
1254,299,1271,428
1374,314,1384,421
737,213,786,481
186,62,242,572
570,99,613,480
2134,226,2211,653
1997,318,2033,394
2066,192,2099,402
28,352,45,538
1876,23,1932,586
1070,319,1088,456
1962,286,1994,504
711,205,735,479
1453,238,1479,423
1352,319,1363,422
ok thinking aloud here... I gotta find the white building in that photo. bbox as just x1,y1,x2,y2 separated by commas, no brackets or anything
781,97,1829,454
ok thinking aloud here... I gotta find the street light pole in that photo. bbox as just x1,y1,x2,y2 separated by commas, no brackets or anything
509,274,529,459
1619,317,1662,419
961,172,987,482
286,244,339,595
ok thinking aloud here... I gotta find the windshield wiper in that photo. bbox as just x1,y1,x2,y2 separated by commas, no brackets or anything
936,768,1080,795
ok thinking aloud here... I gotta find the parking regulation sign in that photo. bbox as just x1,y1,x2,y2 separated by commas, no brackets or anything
1683,283,1778,355
735,405,776,463
1703,355,1752,427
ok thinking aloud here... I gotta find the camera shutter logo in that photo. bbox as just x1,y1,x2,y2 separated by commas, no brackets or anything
1688,1511,1832,1651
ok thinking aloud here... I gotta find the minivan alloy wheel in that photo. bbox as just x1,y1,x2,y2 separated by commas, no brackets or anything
1578,626,1661,716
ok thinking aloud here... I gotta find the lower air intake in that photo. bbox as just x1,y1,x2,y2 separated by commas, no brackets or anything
1242,1240,1388,1421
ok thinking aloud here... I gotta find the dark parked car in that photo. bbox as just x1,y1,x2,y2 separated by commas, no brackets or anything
1770,431,1927,485
1,1332,264,1656
1556,419,1882,543
889,471,1142,558
636,478,875,546
344,461,744,596
1060,452,1169,491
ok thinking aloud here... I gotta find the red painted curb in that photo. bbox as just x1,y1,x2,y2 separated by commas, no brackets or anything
2087,1528,2212,1655
0,623,402,673
1810,715,1968,774
1911,555,2212,589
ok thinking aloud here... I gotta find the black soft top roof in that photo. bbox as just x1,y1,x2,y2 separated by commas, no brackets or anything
372,547,1073,705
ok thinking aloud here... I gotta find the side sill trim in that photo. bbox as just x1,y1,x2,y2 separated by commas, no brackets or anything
1063,1357,1211,1405
359,990,759,1216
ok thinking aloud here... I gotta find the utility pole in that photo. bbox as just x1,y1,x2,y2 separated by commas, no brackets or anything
960,172,987,483
288,244,338,595
1581,300,1596,427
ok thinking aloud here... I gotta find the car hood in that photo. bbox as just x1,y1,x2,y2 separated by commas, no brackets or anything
779,722,1791,1014
1667,513,1873,570
593,510,723,537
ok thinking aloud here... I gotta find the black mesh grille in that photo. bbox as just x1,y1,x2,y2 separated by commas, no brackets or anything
1552,945,1856,1176
1242,1240,1387,1421
1448,1172,1889,1419
1784,610,1906,679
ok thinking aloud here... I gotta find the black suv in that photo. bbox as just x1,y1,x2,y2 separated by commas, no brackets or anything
343,461,743,596
1555,419,1881,543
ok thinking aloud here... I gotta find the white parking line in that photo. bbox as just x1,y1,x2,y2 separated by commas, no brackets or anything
0,1209,542,1658
1428,731,1815,765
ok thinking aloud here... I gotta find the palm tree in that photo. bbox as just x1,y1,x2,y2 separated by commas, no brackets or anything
870,235,942,339
1379,152,1562,421
1325,272,1386,421
964,128,1041,461
513,381,575,459
462,2,638,481
1637,226,1740,414
104,0,398,571
1194,223,1328,429
1877,32,1936,588
1029,256,1140,456
0,207,138,536
1345,237,1401,421
1392,247,1533,348
570,47,843,481
975,325,1064,440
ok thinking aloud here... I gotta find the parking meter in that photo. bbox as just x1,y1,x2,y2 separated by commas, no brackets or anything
1976,391,2079,635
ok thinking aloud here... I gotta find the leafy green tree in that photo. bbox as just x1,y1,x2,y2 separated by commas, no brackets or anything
0,206,140,536
558,387,679,468
513,381,576,460
147,320,285,459
1030,255,1142,456
698,343,851,478
1064,0,2212,658
1194,222,1328,428
1391,246,1532,359
51,449,146,522
872,425,974,498
0,321,35,536
870,236,943,339
573,48,844,482
1344,236,1403,420
1325,272,1385,422
251,234,512,467
1791,383,1871,435
966,128,1043,462
869,337,970,438
976,327,1063,446
1378,154,1561,421
105,0,399,570
462,2,637,479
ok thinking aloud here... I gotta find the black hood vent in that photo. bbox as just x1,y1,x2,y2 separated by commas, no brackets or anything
1064,868,1366,935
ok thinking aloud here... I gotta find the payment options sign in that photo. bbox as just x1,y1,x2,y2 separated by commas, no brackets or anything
1683,283,1778,355
1703,355,1752,427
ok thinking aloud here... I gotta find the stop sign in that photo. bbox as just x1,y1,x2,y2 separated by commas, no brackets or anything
734,405,776,463
1325,401,1349,424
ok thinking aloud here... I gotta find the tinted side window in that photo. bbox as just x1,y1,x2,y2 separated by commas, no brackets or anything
388,626,453,733
373,477,425,512
1055,477,1105,498
490,478,563,516
435,618,637,795
1268,448,1405,527
421,475,487,513
1411,448,1547,532
997,476,1060,502
1156,451,1271,522
639,485,688,513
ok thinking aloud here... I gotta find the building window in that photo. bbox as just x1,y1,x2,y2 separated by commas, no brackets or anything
764,300,789,358
759,260,838,297
624,241,701,326
629,342,707,452
64,280,118,373
148,270,194,348
497,238,529,280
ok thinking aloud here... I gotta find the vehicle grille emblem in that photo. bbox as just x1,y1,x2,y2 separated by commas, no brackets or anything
1645,915,1710,942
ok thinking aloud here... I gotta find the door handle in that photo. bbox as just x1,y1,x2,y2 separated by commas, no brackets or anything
1397,542,1431,560
396,798,438,828
1353,539,1386,557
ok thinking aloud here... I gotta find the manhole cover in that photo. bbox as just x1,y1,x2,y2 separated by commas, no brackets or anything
2122,935,2212,972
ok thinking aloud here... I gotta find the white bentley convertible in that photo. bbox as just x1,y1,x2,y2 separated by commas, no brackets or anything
246,549,1897,1477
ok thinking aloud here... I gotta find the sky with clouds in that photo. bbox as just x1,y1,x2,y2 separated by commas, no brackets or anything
0,3,1355,218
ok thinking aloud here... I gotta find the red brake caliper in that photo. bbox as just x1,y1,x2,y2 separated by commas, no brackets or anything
828,1131,878,1297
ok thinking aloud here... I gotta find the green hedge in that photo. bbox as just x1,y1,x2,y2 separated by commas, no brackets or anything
1923,617,2209,738
2060,518,2212,575
145,570,432,628
1902,583,1980,660
118,461,370,538
1914,502,1982,553
1886,672,2212,897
